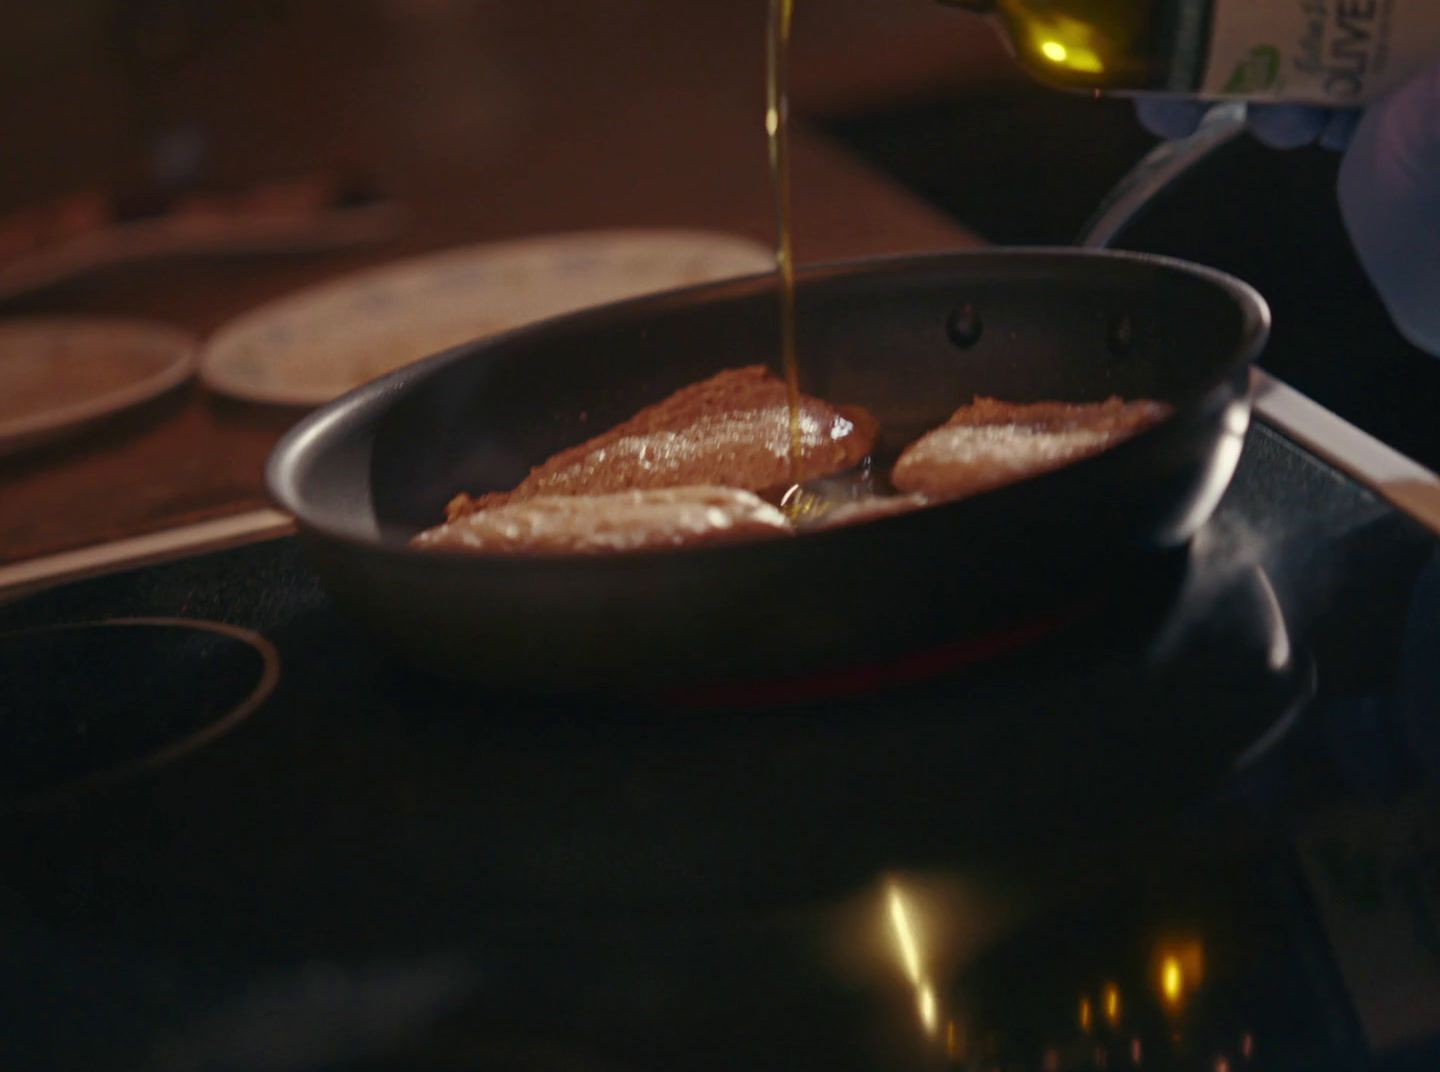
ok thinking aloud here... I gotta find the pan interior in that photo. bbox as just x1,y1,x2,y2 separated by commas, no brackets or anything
275,251,1262,544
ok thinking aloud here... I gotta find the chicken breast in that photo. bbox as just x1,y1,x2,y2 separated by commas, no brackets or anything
413,486,792,556
891,396,1171,501
445,365,878,520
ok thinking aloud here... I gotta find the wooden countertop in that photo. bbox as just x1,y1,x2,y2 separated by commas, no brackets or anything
0,0,992,575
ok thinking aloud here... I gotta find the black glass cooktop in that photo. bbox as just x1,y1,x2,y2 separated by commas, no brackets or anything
1,421,1437,1071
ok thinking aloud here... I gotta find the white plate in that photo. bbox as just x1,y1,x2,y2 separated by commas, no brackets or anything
199,229,775,406
0,318,197,456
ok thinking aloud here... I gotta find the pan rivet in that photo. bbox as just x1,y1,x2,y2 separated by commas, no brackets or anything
1107,313,1134,358
946,303,983,348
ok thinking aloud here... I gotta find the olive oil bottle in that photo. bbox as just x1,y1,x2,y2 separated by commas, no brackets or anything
940,0,1440,105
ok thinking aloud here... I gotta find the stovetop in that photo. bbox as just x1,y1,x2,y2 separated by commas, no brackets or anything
1,421,1437,1071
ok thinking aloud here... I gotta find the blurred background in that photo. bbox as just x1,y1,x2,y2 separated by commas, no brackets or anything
0,0,1160,259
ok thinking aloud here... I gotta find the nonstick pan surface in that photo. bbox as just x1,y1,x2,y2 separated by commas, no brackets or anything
267,249,1267,692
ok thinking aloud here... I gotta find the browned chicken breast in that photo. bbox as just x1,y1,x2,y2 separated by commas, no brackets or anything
445,365,878,520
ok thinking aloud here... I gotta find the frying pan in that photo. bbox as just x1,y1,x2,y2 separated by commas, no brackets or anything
266,249,1267,692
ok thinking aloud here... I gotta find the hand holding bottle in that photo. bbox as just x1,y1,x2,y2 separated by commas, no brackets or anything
1135,65,1440,357
938,1,1440,353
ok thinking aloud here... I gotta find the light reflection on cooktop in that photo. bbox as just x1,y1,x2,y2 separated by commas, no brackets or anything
130,844,1367,1072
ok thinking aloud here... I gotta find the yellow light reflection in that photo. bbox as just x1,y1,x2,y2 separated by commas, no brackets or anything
919,984,938,1033
1103,982,1121,1025
1161,956,1184,1006
1029,13,1105,73
885,882,939,1037
887,885,923,985
1079,995,1093,1033
1156,939,1205,1011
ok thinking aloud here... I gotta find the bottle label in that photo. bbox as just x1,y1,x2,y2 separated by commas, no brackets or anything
1201,0,1440,104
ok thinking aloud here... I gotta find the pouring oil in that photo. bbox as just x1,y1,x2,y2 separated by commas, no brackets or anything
766,0,875,526
766,0,805,490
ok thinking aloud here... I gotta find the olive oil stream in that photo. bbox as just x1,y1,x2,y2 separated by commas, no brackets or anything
765,0,804,487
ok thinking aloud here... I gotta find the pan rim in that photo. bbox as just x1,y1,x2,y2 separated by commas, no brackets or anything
265,246,1269,564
